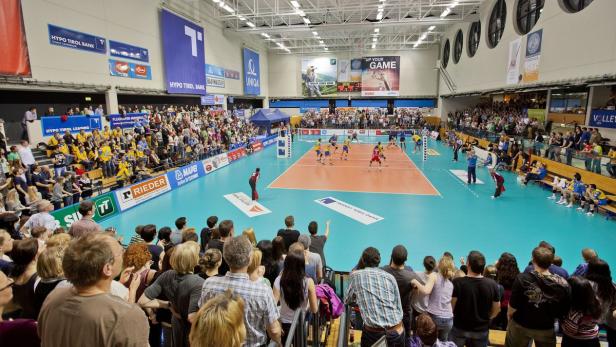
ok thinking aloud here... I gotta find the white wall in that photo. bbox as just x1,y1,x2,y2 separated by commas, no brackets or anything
268,47,439,98
438,0,616,95
20,0,268,97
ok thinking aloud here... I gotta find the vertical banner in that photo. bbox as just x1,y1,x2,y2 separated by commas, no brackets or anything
337,59,350,82
243,48,261,95
523,29,542,83
301,57,338,97
506,38,522,85
161,9,206,95
361,56,400,96
0,0,31,76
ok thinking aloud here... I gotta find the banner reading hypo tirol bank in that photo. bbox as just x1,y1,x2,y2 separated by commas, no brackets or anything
523,29,542,83
301,57,337,97
361,56,400,96
243,48,261,95
161,9,206,95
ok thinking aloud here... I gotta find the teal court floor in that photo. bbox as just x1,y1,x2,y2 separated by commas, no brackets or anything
101,136,616,272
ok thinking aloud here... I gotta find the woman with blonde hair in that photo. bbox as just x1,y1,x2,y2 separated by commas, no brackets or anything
5,189,27,215
247,248,270,286
197,248,222,280
242,227,257,246
412,255,456,342
26,186,42,206
138,241,204,347
189,289,246,347
33,246,67,317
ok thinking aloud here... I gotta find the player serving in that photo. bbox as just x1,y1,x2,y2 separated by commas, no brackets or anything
340,136,351,160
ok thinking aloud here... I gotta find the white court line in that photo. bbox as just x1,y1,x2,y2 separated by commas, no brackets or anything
266,149,314,189
445,169,479,198
401,150,442,197
270,185,441,196
293,164,424,170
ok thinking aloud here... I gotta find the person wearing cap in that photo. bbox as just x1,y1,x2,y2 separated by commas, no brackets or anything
20,200,59,236
68,201,103,238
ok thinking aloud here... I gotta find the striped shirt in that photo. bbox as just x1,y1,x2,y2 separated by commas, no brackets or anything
344,267,403,328
199,272,279,347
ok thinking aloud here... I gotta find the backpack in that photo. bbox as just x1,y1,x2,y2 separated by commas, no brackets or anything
316,283,343,319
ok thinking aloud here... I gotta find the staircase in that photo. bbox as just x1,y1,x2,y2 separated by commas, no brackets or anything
32,147,53,166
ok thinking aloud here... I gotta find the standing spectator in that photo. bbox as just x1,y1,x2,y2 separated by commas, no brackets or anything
196,249,223,280
38,233,149,346
17,141,35,173
412,256,437,323
0,270,40,347
141,224,162,271
31,165,52,200
21,107,37,141
297,234,323,281
382,245,421,344
523,241,569,278
277,215,300,251
139,241,204,347
492,252,520,330
95,105,104,116
467,150,478,184
170,217,188,245
199,216,218,253
308,220,330,269
8,239,39,319
573,248,598,277
345,247,404,347
256,240,281,286
189,290,246,347
199,236,282,347
585,258,616,346
412,255,456,342
505,246,571,347
416,313,457,347
68,201,103,238
11,168,28,205
206,219,234,276
560,276,602,346
33,245,67,318
450,251,501,347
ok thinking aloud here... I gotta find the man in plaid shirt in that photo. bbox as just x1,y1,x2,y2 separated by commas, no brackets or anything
199,235,282,347
345,247,405,347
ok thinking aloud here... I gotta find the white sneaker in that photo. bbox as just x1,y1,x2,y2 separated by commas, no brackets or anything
566,203,573,208
586,212,594,216
557,200,566,205
491,196,496,199
548,195,556,200
577,207,584,211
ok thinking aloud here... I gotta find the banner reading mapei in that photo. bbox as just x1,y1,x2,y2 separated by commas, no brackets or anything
161,9,206,95
51,192,118,228
167,161,206,189
243,48,260,95
41,115,102,136
361,56,400,96
589,109,616,129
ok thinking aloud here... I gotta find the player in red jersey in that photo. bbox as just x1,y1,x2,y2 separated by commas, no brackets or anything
369,145,382,168
249,168,260,200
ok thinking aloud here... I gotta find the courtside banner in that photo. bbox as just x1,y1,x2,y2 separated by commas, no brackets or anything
361,56,400,96
227,148,247,162
167,162,206,189
262,134,278,147
41,115,102,136
115,175,171,211
589,109,616,129
315,197,383,225
224,192,271,217
51,192,118,228
48,24,106,54
251,141,264,152
0,0,31,76
243,48,261,95
161,9,206,95
202,153,229,174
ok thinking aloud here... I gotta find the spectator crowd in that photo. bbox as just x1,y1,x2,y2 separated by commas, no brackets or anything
301,108,428,129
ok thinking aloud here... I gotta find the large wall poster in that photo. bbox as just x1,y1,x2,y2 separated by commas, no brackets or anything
361,56,400,96
301,57,338,97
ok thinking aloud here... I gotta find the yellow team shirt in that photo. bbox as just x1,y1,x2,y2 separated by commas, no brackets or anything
116,161,132,180
112,128,122,138
76,133,89,144
102,130,112,139
58,144,69,155
75,150,88,162
378,144,384,153
594,189,606,201
314,143,321,151
99,146,112,162
343,139,351,148
412,134,421,143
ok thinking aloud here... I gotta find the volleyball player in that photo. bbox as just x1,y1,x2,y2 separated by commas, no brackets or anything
329,134,339,154
399,131,406,151
412,134,422,153
322,144,333,165
387,132,397,149
351,131,359,143
369,144,382,168
314,138,323,162
340,136,351,160
377,141,387,163
249,168,260,201
489,167,505,199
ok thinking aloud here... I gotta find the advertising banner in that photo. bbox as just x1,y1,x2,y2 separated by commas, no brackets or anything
251,141,264,152
200,94,225,105
338,59,350,82
262,134,278,146
589,109,616,129
361,56,400,96
206,63,225,88
525,108,546,123
109,59,151,80
0,0,31,76
243,48,261,95
167,162,206,189
109,40,149,62
51,192,118,228
315,197,383,225
506,37,522,84
227,147,247,162
523,29,542,83
202,153,229,173
48,24,106,54
115,175,172,211
161,9,206,95
41,115,102,136
302,57,337,97
109,113,148,129
350,58,362,82
225,69,240,80
224,192,272,217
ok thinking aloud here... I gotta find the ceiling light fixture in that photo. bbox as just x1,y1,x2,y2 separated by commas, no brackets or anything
428,25,435,31
372,37,377,42
376,12,383,20
371,44,376,49
303,17,311,24
290,0,300,8
212,0,220,3
374,28,380,33
319,40,324,44
296,9,306,16
261,33,270,38
440,8,451,18
312,31,318,36
246,21,256,28
378,5,384,10
222,4,235,13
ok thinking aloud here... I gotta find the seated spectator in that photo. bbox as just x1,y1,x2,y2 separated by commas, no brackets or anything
345,247,404,346
33,246,67,318
139,241,204,347
25,186,42,207
416,313,457,347
0,230,14,275
579,184,607,216
38,233,149,346
308,220,330,269
450,251,500,347
8,238,39,319
197,248,222,280
199,235,282,347
505,246,570,347
68,201,103,238
273,249,318,344
0,270,40,347
277,215,300,251
189,290,246,347
522,162,547,185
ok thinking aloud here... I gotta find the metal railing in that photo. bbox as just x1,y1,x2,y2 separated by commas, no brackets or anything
284,309,307,347
336,305,352,347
